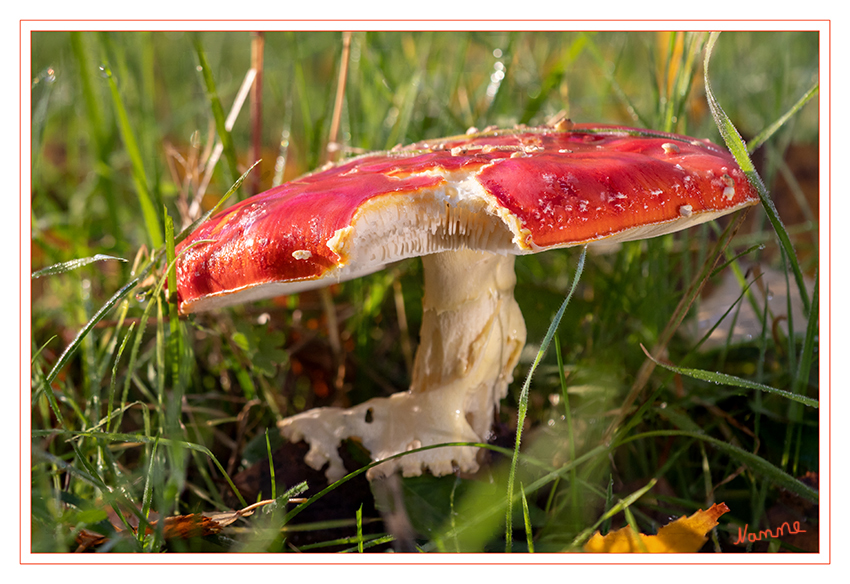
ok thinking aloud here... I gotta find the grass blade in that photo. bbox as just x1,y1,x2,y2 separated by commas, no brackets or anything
568,479,658,549
41,277,140,400
31,67,57,177
99,54,162,248
175,160,260,244
193,35,241,189
640,344,818,408
748,81,819,154
520,484,534,553
520,35,587,124
505,246,586,551
793,271,819,396
32,254,127,279
36,428,248,508
622,430,818,503
582,32,651,128
703,32,810,316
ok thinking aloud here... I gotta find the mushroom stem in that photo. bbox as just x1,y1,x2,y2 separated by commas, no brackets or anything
411,250,526,439
278,250,526,481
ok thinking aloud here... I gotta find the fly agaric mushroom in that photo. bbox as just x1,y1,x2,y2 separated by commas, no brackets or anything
175,123,759,481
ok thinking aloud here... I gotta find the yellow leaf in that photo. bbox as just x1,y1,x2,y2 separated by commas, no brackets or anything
584,502,730,553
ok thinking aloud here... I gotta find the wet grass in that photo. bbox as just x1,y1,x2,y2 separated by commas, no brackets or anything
30,30,819,554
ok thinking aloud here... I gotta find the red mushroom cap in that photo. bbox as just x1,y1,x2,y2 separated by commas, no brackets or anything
175,124,758,314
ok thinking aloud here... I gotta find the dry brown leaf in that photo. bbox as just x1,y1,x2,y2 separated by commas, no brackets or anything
73,499,277,552
74,529,107,553
157,514,224,539
205,498,279,527
584,502,730,553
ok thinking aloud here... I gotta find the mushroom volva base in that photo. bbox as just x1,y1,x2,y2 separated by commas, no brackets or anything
279,250,526,481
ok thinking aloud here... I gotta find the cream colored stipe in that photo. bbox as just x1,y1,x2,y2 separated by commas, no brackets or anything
279,251,526,481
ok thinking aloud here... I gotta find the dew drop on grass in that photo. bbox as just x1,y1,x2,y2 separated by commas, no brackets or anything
33,67,56,86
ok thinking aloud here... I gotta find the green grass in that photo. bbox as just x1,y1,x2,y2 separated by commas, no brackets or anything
30,30,819,554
